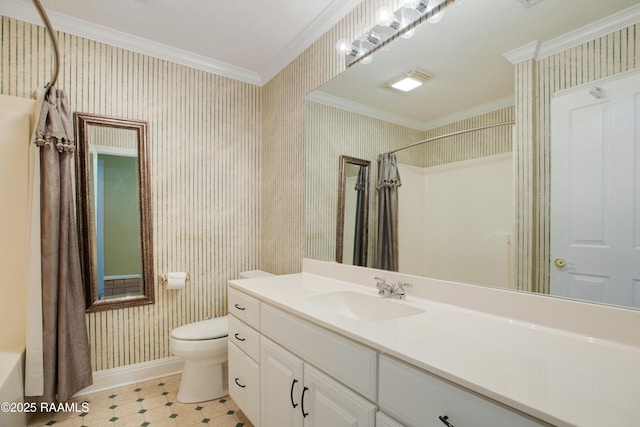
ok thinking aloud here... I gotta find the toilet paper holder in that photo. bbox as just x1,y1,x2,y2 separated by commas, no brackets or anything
158,272,191,284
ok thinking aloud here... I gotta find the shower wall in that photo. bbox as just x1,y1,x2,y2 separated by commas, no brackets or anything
398,154,514,289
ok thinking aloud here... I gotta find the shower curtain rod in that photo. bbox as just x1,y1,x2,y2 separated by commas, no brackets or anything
32,0,60,89
384,120,515,155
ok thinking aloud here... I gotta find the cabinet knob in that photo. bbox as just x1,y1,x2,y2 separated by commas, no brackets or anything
439,415,455,427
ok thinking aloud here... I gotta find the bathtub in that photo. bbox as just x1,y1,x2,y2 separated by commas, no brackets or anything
0,350,26,427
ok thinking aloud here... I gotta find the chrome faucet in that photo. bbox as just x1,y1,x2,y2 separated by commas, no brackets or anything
391,281,413,300
375,276,394,297
375,277,413,300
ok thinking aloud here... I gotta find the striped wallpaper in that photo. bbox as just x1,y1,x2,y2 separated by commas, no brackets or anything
515,23,640,293
1,16,261,371
305,101,514,266
2,1,637,372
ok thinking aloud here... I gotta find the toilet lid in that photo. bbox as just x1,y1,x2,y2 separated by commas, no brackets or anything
171,316,228,340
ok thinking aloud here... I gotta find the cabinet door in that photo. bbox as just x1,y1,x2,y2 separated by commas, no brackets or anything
228,342,261,427
302,364,376,427
260,336,304,427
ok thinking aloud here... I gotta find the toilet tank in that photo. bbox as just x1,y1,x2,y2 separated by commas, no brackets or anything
238,270,273,279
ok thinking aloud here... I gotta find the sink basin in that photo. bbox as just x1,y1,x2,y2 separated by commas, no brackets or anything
303,291,425,322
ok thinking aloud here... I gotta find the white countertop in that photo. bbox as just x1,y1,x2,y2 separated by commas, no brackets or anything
228,272,640,427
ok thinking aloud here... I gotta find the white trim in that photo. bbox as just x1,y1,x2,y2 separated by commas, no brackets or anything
504,3,640,64
0,0,362,87
259,0,363,85
90,145,137,157
307,91,515,131
307,90,426,130
503,40,540,64
537,3,640,60
73,357,184,397
421,96,515,131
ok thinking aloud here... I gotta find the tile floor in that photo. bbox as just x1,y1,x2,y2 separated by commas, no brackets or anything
28,374,254,427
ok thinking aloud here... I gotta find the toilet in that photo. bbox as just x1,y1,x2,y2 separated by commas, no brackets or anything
170,316,229,403
170,270,273,403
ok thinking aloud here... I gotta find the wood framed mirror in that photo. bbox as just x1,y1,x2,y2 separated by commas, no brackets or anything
74,112,154,312
336,155,370,266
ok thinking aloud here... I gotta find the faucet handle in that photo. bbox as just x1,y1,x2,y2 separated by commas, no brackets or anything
396,281,413,289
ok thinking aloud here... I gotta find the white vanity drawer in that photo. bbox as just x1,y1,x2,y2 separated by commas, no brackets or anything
379,355,546,427
261,304,377,401
228,313,260,362
228,342,260,426
228,287,260,330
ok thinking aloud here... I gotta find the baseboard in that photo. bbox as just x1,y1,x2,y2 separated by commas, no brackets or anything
74,357,184,397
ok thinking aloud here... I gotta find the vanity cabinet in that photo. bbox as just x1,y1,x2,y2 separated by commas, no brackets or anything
379,355,545,427
260,335,376,427
228,288,262,426
229,285,548,427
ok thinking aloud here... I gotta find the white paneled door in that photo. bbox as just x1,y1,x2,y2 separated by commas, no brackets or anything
550,71,640,308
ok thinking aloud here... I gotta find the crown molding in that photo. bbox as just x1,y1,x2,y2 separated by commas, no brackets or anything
504,3,640,64
306,90,427,130
503,41,540,65
307,91,515,132
259,0,363,85
537,3,640,59
421,96,515,131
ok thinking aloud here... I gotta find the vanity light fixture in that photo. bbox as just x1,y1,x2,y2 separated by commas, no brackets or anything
337,0,454,66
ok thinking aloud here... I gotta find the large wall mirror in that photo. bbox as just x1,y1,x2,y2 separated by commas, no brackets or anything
75,112,154,312
305,0,640,311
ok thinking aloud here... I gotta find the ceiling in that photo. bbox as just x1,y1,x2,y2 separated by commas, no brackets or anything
310,0,640,130
0,0,363,85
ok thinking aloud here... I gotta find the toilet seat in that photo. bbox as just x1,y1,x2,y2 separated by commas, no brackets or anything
171,316,228,341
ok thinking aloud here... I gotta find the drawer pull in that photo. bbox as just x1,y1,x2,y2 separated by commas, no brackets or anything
301,386,309,418
439,415,455,427
234,303,246,311
234,378,246,388
234,333,246,342
290,379,299,408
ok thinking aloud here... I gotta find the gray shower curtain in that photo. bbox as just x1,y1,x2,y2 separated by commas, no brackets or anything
376,153,401,271
352,166,367,266
32,87,92,402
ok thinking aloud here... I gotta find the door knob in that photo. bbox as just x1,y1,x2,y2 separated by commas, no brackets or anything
553,258,567,269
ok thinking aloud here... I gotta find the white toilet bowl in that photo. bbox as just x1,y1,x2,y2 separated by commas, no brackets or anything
170,316,228,403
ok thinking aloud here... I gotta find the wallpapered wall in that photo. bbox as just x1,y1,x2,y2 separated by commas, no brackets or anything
1,1,638,371
305,101,514,266
1,17,261,371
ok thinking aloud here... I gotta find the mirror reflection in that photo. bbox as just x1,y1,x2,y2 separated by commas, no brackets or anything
336,156,370,266
75,113,155,312
305,0,640,311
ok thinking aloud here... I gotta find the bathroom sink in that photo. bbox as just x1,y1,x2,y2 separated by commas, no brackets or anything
303,291,425,322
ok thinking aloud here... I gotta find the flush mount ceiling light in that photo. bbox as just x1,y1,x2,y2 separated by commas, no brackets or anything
386,69,434,92
336,0,455,66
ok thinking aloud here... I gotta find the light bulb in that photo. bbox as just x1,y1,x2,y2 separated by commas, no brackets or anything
335,39,356,56
376,7,396,27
